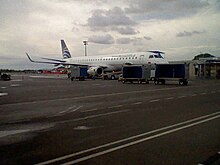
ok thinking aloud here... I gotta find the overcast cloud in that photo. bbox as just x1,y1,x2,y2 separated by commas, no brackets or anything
0,0,220,69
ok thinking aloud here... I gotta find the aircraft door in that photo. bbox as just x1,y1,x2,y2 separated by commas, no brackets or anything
139,55,145,64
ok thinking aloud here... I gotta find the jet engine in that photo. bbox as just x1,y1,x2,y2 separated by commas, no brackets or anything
87,67,103,76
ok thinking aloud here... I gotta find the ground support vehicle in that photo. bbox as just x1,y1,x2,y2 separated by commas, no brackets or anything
70,66,88,81
0,72,11,81
102,71,121,80
121,65,151,84
154,64,189,85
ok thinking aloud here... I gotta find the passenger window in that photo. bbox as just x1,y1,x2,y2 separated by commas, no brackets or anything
149,55,153,58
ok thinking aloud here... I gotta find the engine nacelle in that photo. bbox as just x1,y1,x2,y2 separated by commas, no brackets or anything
87,67,103,76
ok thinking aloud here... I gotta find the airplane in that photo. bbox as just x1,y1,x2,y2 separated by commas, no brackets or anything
26,40,168,77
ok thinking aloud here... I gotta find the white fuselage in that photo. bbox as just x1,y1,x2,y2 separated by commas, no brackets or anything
64,52,168,72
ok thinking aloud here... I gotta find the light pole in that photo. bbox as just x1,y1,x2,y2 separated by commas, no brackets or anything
83,40,88,56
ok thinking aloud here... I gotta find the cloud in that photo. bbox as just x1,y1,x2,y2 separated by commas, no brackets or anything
111,27,139,35
125,0,210,20
116,38,132,44
144,36,152,40
87,7,137,33
88,34,114,44
176,30,206,37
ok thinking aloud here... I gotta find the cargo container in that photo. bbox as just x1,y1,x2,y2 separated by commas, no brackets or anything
121,65,151,84
0,72,11,81
154,64,189,85
70,66,88,81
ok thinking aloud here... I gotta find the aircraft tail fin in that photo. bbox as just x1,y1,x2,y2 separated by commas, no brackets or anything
61,40,71,59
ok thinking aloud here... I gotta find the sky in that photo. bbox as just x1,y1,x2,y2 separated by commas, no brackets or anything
0,0,220,70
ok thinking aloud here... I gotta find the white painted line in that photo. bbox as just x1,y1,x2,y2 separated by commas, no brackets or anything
66,106,76,111
58,106,82,114
178,96,186,98
36,111,220,165
60,109,131,124
92,84,101,86
165,97,174,100
1,86,192,106
133,102,142,105
108,105,124,109
10,84,20,87
0,93,8,96
201,92,207,95
191,94,197,97
1,87,6,89
149,99,160,103
82,108,98,113
69,106,82,113
62,114,220,165
11,79,23,82
0,129,30,138
59,110,67,114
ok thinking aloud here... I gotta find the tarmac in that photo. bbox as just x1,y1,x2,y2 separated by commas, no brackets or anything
0,73,220,165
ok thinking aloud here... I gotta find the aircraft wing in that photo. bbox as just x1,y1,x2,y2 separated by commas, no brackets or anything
26,53,88,67
41,57,66,63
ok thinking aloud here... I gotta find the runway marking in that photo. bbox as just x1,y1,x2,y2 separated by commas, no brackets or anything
59,110,67,114
29,75,66,79
10,84,20,87
201,92,207,95
0,86,196,106
178,96,186,98
191,94,197,97
11,79,23,82
0,92,8,96
68,106,82,113
60,109,131,124
58,106,82,114
165,97,174,100
82,108,98,112
1,87,6,89
36,111,220,165
149,99,160,103
108,105,124,109
2,84,220,107
132,102,142,105
92,84,101,86
74,126,91,130
0,129,29,138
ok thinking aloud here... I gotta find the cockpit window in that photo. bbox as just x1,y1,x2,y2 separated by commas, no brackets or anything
149,54,164,59
155,54,163,58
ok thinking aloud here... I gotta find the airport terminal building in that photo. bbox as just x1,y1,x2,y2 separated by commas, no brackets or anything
170,57,220,80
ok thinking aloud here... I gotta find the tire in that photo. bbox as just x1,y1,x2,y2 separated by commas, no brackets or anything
179,80,184,86
111,75,115,80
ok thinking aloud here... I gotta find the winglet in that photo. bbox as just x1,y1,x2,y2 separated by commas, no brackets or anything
26,53,34,62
